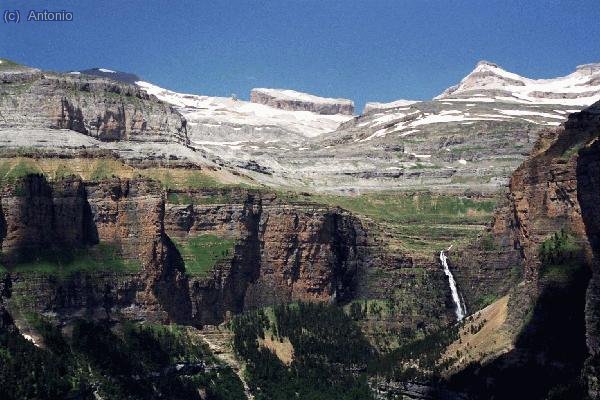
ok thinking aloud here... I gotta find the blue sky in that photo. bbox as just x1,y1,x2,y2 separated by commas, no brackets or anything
2,0,600,111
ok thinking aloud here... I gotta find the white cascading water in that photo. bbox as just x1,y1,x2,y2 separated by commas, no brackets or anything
439,245,467,321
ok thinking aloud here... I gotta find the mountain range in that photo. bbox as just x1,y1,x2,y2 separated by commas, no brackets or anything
0,57,600,400
71,61,600,193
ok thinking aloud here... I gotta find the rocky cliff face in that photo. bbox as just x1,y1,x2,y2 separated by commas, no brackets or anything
453,102,600,302
0,179,454,343
0,66,188,144
0,176,189,324
448,101,600,398
0,180,400,328
0,176,90,264
163,189,455,336
250,88,354,115
577,131,600,399
164,189,372,324
449,199,524,311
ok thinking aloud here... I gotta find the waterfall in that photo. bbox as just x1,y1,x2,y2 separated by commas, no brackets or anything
439,247,467,321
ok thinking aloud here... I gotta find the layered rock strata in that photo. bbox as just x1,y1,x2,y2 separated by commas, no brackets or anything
0,67,188,144
448,101,600,397
0,179,455,341
250,88,354,115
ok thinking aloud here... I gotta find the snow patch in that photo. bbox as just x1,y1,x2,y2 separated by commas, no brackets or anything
136,81,352,138
363,99,419,113
21,333,40,347
411,113,503,126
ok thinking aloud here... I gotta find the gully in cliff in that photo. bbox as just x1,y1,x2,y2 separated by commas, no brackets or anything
440,245,467,321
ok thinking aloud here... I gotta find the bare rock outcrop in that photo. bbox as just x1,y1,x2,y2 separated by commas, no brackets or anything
162,188,454,336
0,181,382,328
0,175,90,264
250,88,354,115
0,69,188,144
577,123,600,399
0,176,190,324
449,101,600,398
164,189,370,324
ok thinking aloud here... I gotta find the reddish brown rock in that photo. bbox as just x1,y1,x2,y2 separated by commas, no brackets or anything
0,176,190,324
163,189,453,335
0,175,89,264
164,190,371,324
451,101,600,398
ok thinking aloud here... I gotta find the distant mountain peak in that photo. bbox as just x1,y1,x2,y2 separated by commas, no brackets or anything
474,60,503,70
435,60,600,105
469,60,522,78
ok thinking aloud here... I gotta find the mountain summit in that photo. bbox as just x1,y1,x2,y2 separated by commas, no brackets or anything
435,60,600,105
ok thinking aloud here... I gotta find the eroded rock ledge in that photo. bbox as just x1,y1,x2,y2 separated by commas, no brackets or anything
250,88,354,115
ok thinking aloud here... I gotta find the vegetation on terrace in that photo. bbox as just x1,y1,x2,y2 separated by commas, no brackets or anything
2,243,141,277
0,158,43,185
0,157,498,257
172,234,236,277
0,157,253,189
278,190,497,256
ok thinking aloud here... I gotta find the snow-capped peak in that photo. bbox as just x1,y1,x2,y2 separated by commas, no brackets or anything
470,60,527,81
435,60,600,106
435,60,526,99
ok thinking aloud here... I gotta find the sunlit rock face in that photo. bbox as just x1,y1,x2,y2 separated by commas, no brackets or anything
250,88,354,115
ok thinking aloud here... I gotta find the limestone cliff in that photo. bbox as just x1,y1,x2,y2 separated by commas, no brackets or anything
578,131,600,399
250,88,354,115
164,190,370,324
162,188,455,336
0,66,188,144
447,101,600,398
0,180,384,328
0,176,189,324
0,178,454,346
0,175,90,264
